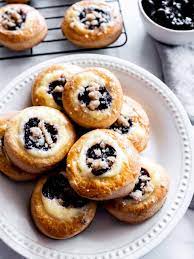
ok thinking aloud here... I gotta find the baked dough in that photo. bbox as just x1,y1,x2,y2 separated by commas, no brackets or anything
66,129,140,200
0,4,47,51
62,67,123,128
0,117,37,181
31,172,97,239
4,106,76,174
61,0,123,48
32,64,82,111
105,157,169,223
109,96,150,152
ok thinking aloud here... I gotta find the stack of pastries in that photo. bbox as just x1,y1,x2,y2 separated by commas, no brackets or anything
0,64,170,239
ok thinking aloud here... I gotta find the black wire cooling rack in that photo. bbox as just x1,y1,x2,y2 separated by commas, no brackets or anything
0,0,127,60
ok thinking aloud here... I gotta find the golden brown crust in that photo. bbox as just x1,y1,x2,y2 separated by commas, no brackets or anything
32,64,82,111
0,4,47,51
61,0,123,48
66,129,140,200
4,107,76,174
0,115,38,181
109,96,150,152
31,176,97,239
62,67,123,128
105,158,170,223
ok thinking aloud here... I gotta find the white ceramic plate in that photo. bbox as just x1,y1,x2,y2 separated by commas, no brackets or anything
0,54,193,259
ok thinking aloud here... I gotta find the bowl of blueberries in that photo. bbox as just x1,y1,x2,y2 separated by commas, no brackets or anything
138,0,194,45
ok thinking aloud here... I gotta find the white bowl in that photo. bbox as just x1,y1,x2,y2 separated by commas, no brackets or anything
138,0,194,45
0,54,193,259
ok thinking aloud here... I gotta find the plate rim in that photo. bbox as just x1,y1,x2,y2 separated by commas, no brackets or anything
0,54,193,259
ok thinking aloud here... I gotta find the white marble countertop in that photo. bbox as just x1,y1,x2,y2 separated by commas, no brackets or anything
0,0,193,258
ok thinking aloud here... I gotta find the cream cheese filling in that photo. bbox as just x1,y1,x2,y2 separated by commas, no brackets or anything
78,131,127,177
42,195,84,220
18,109,71,157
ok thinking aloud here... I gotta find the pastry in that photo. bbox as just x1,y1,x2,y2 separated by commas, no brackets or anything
31,172,97,239
0,116,37,181
4,106,76,174
105,158,169,223
66,129,140,200
61,0,123,48
62,67,123,128
32,64,82,111
109,96,150,152
0,4,47,51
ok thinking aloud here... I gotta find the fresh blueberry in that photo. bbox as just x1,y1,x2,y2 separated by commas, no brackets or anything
142,0,194,30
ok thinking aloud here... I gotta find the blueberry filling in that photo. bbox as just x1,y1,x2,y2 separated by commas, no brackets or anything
86,142,117,176
0,137,4,154
78,84,112,111
42,174,88,208
142,0,194,30
24,117,58,151
110,117,133,134
79,7,111,30
133,168,150,194
47,77,66,107
1,8,26,31
125,168,154,201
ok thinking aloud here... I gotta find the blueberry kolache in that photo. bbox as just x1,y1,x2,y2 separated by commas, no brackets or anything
0,4,47,51
142,0,194,30
4,107,76,174
109,96,150,152
31,172,97,239
105,158,169,223
66,129,140,200
0,116,37,181
62,67,123,128
61,0,123,48
32,64,82,111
